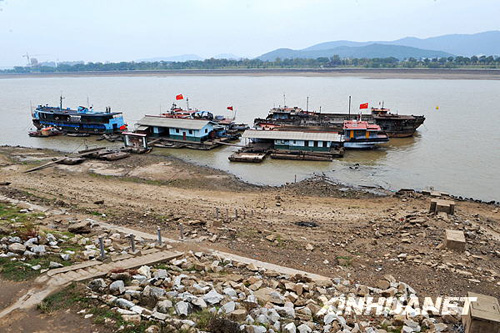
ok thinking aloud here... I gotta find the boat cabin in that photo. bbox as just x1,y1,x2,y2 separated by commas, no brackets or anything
122,132,149,149
343,120,384,139
242,129,343,152
135,116,221,142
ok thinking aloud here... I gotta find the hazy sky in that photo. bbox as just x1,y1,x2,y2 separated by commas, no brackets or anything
0,0,499,67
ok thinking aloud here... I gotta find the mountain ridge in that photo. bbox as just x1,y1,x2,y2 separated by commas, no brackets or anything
259,31,500,61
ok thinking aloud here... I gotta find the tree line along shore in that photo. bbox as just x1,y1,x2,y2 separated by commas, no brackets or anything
3,54,500,75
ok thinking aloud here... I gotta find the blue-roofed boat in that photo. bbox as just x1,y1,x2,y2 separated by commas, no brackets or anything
31,96,127,135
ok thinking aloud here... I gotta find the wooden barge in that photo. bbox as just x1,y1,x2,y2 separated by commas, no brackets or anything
229,130,344,163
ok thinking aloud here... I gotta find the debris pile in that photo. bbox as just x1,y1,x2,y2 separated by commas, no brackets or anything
84,252,467,332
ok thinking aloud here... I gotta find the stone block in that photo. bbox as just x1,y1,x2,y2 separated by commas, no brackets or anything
463,292,500,333
445,230,466,251
430,199,455,215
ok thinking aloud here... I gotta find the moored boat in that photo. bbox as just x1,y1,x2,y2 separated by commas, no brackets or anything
342,120,389,149
28,126,63,137
32,96,126,135
254,103,424,137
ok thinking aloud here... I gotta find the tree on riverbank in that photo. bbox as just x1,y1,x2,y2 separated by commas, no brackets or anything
3,54,500,74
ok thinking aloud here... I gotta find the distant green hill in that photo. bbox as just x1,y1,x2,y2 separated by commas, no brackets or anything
258,43,453,61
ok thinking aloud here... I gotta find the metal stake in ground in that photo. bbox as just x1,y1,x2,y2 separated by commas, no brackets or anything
234,208,238,219
98,236,106,260
216,207,219,219
129,234,136,253
157,226,162,246
179,223,184,240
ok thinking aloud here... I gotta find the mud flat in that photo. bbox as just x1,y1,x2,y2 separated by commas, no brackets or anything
0,145,499,331
2,68,500,80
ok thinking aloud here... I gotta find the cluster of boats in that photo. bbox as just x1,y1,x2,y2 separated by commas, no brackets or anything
29,95,425,162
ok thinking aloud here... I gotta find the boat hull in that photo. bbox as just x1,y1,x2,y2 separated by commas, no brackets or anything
257,111,425,138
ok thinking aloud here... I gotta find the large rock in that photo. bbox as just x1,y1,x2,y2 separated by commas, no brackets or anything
143,285,165,299
122,314,141,324
283,322,297,333
229,308,248,321
220,301,236,314
246,325,267,333
203,289,224,305
110,280,125,294
31,245,46,255
68,221,91,234
297,324,312,333
191,297,207,309
88,278,107,291
153,269,168,279
49,261,63,269
115,298,135,309
174,301,192,316
137,265,151,279
156,300,173,313
253,287,285,305
8,243,26,253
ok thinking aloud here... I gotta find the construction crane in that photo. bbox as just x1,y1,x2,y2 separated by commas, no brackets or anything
22,53,46,66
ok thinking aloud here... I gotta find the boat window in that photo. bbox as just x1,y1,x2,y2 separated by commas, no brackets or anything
176,129,179,133
293,140,296,144
189,130,193,134
318,141,323,147
304,140,309,147
205,129,208,133
314,141,318,147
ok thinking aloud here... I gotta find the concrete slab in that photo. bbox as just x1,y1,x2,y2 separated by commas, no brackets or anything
463,292,500,333
445,230,466,251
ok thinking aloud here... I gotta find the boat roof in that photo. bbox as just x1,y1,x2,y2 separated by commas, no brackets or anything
137,115,215,130
122,131,147,137
36,106,122,116
242,129,342,142
343,120,381,131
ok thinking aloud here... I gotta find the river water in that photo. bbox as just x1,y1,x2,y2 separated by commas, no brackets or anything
0,75,498,202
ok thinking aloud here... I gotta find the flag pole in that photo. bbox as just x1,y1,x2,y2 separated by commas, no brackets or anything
348,96,351,117
186,97,190,111
306,96,309,112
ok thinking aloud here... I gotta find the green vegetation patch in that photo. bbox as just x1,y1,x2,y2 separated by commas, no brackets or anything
38,283,89,313
0,254,71,281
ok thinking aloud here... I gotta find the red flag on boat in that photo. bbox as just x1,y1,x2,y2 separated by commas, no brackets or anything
176,94,184,100
359,103,369,109
227,106,233,111
119,124,127,130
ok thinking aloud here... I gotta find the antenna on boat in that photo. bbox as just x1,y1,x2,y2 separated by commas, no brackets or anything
283,93,286,107
186,97,190,111
348,96,351,117
59,93,65,110
306,96,309,112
